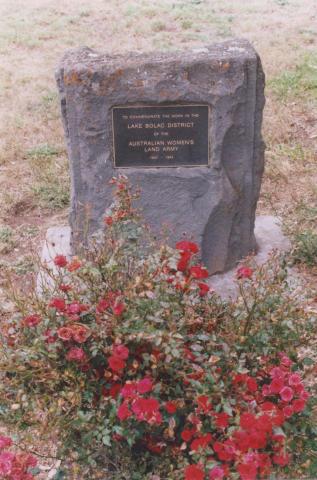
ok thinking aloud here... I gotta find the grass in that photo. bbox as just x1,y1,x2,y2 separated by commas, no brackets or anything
269,52,317,101
31,182,69,210
292,231,317,267
0,225,15,254
27,144,61,159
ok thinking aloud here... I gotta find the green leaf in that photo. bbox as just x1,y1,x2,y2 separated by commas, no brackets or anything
302,357,315,366
53,470,66,480
102,435,111,446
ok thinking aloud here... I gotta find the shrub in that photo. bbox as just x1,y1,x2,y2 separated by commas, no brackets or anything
0,177,316,479
0,435,38,479
292,230,317,267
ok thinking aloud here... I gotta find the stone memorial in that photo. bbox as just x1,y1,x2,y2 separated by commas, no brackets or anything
56,38,265,274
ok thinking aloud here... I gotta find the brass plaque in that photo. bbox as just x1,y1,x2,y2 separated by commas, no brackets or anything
112,104,210,168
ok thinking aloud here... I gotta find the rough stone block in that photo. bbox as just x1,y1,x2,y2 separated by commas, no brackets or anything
56,39,265,274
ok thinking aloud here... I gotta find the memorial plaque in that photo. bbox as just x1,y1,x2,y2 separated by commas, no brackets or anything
112,104,210,168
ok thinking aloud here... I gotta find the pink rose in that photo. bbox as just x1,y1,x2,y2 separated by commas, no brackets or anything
137,378,153,394
280,386,294,402
0,436,12,450
209,466,225,479
66,347,87,362
288,373,302,386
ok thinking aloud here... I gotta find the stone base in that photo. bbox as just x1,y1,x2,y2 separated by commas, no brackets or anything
210,215,291,298
39,215,291,299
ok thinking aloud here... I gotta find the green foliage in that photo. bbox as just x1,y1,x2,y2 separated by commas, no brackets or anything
292,230,317,267
269,52,317,100
27,147,70,210
27,144,61,158
0,225,13,243
0,224,16,254
31,181,69,210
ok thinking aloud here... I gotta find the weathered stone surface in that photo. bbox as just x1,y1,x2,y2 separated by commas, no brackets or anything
56,38,265,274
210,215,292,299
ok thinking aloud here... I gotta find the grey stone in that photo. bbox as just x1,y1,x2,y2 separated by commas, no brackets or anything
37,226,72,292
56,38,265,274
210,215,292,299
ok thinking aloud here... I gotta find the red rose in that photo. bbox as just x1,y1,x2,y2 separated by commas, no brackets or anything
175,241,199,254
117,402,132,421
177,251,192,272
190,433,212,452
59,283,72,293
121,382,137,399
0,436,12,450
249,429,267,449
181,428,196,442
261,401,276,412
269,377,284,394
237,462,257,480
132,397,161,423
184,464,204,480
273,452,290,466
164,401,177,414
137,378,153,394
44,328,56,344
71,325,90,343
54,255,68,268
146,437,165,454
209,466,225,480
112,302,125,316
270,366,285,378
23,314,41,327
271,409,285,427
280,355,292,367
262,384,270,396
57,326,73,341
49,297,66,312
109,383,121,399
280,386,294,402
96,298,110,313
240,412,256,430
237,266,253,279
66,347,87,362
104,216,113,226
108,356,126,372
246,377,258,392
67,257,82,272
214,412,230,429
113,344,129,360
197,282,210,296
196,395,212,413
190,265,209,279
288,373,301,386
67,302,89,315
292,398,306,413
256,414,272,433
283,405,294,418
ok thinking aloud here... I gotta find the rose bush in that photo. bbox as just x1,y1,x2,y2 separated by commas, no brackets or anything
0,177,316,479
0,435,37,479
